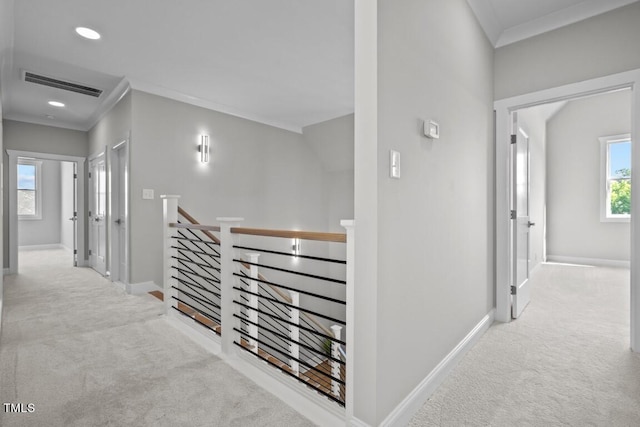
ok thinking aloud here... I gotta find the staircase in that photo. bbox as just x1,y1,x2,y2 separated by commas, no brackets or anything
160,205,348,405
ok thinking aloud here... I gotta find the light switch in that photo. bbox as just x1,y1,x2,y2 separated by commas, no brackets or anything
424,120,440,139
142,189,154,200
390,150,401,179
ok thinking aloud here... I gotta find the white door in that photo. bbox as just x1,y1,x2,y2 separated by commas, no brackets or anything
71,162,78,266
89,155,107,276
511,115,533,318
111,142,128,283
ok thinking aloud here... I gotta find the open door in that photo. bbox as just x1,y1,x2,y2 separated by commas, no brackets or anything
89,153,107,276
111,140,129,284
511,113,533,318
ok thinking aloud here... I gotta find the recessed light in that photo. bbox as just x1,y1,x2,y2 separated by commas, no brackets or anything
48,101,65,107
75,27,101,40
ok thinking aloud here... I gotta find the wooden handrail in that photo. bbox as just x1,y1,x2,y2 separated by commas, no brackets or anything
231,227,346,243
176,207,221,243
177,206,337,338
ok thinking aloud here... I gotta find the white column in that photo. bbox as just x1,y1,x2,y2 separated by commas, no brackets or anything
330,325,342,398
245,253,260,353
341,219,355,417
217,217,244,356
161,195,181,316
289,291,300,375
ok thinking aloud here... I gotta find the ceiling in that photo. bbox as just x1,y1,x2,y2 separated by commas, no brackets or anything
0,0,636,133
467,0,640,47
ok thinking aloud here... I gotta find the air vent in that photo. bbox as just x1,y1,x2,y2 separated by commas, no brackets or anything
23,71,103,98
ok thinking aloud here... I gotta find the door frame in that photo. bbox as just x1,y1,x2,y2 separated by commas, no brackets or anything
109,138,129,285
6,150,86,273
494,68,640,352
88,148,108,276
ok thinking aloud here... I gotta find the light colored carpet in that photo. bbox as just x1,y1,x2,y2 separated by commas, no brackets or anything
0,249,314,427
410,262,640,426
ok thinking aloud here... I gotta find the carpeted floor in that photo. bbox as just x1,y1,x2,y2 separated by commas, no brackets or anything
0,249,314,427
410,262,640,426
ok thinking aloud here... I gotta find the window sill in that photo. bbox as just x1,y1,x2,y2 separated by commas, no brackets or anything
18,216,43,221
601,216,630,223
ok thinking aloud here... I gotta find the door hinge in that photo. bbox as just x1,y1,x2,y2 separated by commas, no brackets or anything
89,172,92,179
511,285,517,295
510,134,517,144
89,211,92,217
73,173,78,179
89,249,92,256
74,249,77,255
510,210,516,220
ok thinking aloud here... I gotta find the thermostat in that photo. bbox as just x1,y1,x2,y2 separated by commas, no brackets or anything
424,120,440,139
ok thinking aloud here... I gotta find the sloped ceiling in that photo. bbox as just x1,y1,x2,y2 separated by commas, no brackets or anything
467,0,640,47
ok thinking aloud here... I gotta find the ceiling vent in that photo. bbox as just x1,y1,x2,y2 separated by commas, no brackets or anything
23,71,103,98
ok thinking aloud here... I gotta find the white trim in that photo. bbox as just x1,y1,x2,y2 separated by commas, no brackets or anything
164,313,346,426
6,150,86,275
546,255,630,269
380,310,495,427
600,134,632,222
494,69,640,351
16,158,42,220
127,78,304,134
18,244,65,251
126,281,161,295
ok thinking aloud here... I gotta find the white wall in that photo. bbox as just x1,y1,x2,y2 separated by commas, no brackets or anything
127,90,332,287
3,120,87,264
18,159,61,246
302,114,354,232
546,90,631,261
517,106,549,270
353,0,495,423
60,161,75,252
494,2,640,100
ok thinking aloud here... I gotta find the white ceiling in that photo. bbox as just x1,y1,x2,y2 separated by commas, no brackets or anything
467,0,640,47
0,0,636,133
1,0,354,132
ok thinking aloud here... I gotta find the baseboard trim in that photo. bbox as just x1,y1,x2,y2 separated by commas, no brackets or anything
546,255,630,269
126,281,161,295
18,244,64,251
165,313,346,426
380,309,495,427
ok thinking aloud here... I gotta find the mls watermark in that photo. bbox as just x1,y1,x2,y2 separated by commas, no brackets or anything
3,403,35,413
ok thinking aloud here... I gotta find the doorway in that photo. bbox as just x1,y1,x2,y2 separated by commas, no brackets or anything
88,151,107,276
7,150,86,274
495,69,640,351
110,139,129,285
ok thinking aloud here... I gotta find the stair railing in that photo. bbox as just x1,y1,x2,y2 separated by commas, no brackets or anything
161,196,353,408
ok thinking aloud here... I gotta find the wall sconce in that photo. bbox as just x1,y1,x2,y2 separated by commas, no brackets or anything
199,135,210,163
292,238,301,258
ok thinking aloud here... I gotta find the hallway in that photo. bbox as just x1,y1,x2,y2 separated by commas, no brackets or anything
410,263,640,426
0,249,312,427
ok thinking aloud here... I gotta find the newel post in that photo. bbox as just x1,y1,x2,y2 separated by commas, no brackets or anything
245,253,261,354
161,195,181,316
340,219,355,421
217,217,244,356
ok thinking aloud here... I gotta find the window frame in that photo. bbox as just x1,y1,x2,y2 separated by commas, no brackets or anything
600,134,631,223
17,158,43,220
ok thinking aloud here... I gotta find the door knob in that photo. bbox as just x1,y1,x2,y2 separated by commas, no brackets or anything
115,219,122,225
528,221,536,227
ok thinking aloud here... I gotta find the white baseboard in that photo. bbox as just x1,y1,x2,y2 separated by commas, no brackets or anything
380,310,496,427
18,244,64,251
165,312,346,427
125,281,161,295
546,255,630,269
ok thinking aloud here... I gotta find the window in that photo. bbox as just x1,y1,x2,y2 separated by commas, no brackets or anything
600,134,631,222
17,158,42,220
